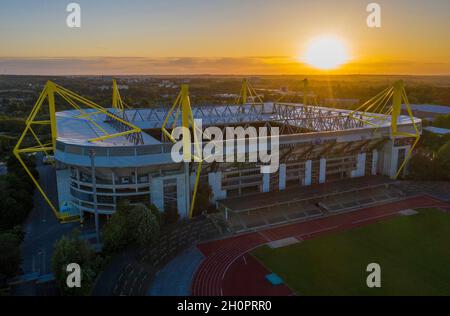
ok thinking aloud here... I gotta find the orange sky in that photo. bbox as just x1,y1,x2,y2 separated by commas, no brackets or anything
1,0,449,75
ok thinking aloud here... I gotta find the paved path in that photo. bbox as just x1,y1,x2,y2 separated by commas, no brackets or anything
191,195,449,296
147,247,204,296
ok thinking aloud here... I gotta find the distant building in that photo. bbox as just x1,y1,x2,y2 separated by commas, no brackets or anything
214,93,239,99
158,80,178,89
402,104,450,122
99,84,129,91
423,126,450,136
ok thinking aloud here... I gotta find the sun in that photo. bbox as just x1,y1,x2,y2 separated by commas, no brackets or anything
303,36,349,70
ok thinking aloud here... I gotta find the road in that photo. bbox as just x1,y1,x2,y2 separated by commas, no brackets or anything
20,159,79,276
11,156,98,295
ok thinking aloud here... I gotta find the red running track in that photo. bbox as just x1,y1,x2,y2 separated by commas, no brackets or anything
191,195,449,296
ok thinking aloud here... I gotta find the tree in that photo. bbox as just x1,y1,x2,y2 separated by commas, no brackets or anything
0,135,16,155
434,114,450,129
408,151,440,180
408,140,450,181
6,154,39,187
0,118,25,134
436,141,450,180
102,206,131,253
0,230,22,278
102,202,160,253
420,130,447,155
0,197,24,228
51,230,99,296
0,174,34,229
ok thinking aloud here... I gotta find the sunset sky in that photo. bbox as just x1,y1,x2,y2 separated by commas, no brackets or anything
1,0,449,75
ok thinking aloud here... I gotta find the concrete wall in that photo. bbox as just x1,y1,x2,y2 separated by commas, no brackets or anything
56,169,71,209
319,158,326,183
303,160,312,186
262,173,270,192
150,177,164,212
371,149,378,175
151,173,189,218
279,164,286,190
177,174,189,218
351,153,366,178
380,140,411,179
208,172,226,202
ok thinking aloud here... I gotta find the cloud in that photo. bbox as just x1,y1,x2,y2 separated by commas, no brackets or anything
0,56,449,75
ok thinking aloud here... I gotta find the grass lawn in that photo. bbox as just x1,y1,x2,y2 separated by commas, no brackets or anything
252,208,450,296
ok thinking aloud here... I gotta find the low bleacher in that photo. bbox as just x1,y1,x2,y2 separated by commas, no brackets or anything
218,176,404,233
319,186,403,213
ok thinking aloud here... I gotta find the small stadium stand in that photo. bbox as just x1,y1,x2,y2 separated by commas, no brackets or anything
217,176,405,232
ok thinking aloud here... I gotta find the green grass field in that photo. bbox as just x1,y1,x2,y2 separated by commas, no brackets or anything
252,208,450,296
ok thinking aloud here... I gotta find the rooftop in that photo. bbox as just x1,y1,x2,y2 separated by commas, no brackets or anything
403,104,450,114
423,126,450,135
56,102,421,147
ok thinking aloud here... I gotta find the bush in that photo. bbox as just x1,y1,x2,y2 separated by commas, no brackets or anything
51,230,100,296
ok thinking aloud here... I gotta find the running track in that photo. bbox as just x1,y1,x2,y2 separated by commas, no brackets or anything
191,195,450,296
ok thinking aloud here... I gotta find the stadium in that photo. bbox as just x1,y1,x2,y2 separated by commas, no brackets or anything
14,79,421,232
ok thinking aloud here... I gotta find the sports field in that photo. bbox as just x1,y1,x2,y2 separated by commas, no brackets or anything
252,208,450,296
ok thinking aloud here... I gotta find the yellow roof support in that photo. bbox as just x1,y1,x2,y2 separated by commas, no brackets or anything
161,84,203,218
235,78,264,105
391,81,421,179
112,79,131,111
348,80,420,179
275,78,319,105
13,81,143,222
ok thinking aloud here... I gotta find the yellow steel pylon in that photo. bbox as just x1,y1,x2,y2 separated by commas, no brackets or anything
275,78,318,105
14,80,142,222
390,81,420,179
349,80,420,179
112,79,131,111
235,78,264,105
161,84,203,218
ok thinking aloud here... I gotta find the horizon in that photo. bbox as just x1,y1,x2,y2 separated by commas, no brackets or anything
2,71,450,78
1,56,450,77
1,0,450,75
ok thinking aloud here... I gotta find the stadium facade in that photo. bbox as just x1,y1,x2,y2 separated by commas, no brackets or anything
52,86,421,221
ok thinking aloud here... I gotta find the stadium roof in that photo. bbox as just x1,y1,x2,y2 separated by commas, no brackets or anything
55,103,421,147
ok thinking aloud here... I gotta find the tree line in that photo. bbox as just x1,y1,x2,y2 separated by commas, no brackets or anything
0,154,38,292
